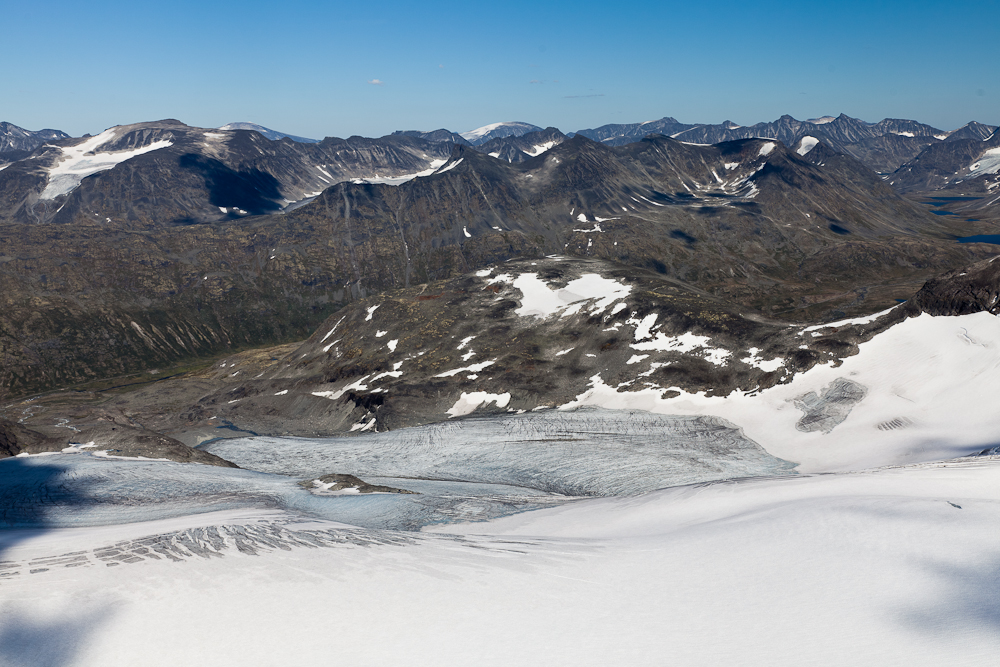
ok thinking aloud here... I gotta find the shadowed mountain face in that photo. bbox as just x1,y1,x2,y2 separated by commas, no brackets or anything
217,122,319,143
944,121,998,143
0,132,995,399
887,129,1000,223
0,119,454,228
888,129,1000,193
391,129,471,145
574,117,700,145
0,122,70,155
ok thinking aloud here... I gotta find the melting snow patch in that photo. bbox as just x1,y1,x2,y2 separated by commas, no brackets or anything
489,273,632,319
387,339,398,352
741,348,785,372
273,390,289,396
446,391,511,418
524,141,558,156
796,136,819,156
437,158,463,174
320,317,345,343
61,441,97,454
365,305,380,321
724,162,740,170
573,223,603,233
555,348,575,356
758,142,776,157
311,375,371,401
799,306,896,335
631,330,732,366
351,159,447,186
435,359,497,378
463,226,472,238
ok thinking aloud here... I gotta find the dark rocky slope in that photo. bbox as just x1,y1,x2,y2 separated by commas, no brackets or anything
0,119,454,228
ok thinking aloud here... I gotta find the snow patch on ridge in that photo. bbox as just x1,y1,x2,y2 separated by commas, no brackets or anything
446,391,511,417
799,306,896,335
489,273,631,319
796,136,819,156
41,129,174,199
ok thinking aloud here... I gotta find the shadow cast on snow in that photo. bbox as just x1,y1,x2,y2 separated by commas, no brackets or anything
0,456,113,667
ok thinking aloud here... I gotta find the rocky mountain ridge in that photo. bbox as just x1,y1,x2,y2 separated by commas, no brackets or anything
0,119,454,227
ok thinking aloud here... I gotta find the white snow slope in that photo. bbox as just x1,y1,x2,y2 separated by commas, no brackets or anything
1,457,997,666
3,310,1000,665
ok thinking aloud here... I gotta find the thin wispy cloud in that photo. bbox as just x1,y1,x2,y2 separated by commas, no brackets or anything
368,79,384,86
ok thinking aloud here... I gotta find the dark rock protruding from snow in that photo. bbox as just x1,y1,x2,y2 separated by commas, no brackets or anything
301,474,418,494
0,418,61,457
904,256,1000,317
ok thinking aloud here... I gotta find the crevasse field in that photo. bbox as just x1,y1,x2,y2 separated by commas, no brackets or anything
2,311,999,666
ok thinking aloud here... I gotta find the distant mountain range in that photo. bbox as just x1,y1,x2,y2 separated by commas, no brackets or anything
0,122,70,161
0,119,453,226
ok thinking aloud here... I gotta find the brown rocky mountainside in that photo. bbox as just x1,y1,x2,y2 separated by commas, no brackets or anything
1,133,997,400
6,252,998,458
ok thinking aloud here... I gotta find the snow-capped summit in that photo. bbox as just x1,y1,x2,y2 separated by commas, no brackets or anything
218,122,319,144
459,121,543,146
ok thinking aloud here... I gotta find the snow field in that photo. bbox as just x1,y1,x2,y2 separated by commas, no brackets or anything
2,458,998,666
40,129,173,199
563,312,1000,472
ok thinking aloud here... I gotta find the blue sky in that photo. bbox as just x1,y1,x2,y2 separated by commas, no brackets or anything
4,0,998,138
